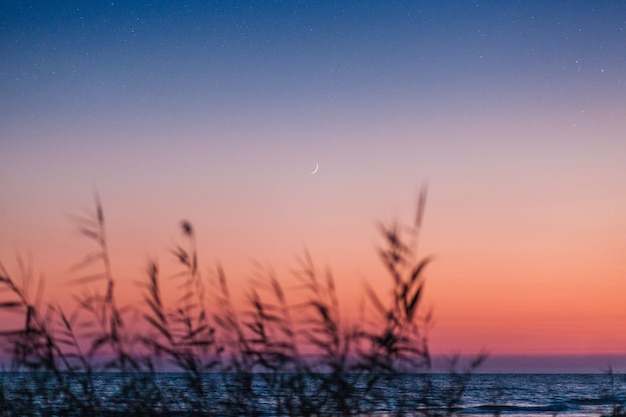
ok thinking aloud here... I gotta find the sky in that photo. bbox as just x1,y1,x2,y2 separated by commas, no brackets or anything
1,1,626,370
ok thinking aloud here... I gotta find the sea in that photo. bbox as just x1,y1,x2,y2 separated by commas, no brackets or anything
0,372,624,416
457,374,624,416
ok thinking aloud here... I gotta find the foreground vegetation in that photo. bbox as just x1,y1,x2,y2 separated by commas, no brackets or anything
1,190,483,416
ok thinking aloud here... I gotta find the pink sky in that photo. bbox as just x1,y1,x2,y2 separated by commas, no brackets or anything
1,2,625,365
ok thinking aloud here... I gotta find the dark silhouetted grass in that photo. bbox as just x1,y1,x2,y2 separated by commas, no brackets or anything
0,189,485,416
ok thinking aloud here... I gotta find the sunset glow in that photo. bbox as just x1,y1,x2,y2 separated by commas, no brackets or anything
1,1,625,370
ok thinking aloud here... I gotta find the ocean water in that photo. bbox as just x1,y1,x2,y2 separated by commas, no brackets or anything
1,372,624,416
461,374,625,416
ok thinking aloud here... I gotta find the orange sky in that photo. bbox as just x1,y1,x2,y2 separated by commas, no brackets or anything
1,2,626,362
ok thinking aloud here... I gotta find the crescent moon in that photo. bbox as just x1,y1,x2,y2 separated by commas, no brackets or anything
310,162,319,175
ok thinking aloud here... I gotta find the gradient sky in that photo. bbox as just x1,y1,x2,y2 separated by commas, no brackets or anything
1,1,625,367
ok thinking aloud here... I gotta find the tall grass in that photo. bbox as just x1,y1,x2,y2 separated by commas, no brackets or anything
0,190,485,416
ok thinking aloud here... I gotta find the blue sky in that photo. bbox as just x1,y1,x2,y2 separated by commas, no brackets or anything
1,1,626,362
